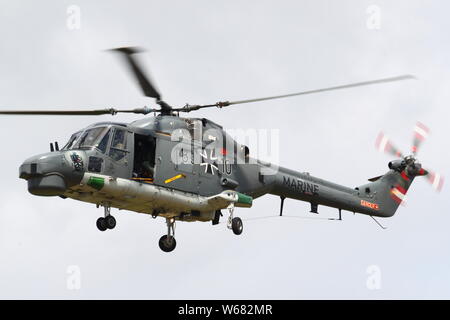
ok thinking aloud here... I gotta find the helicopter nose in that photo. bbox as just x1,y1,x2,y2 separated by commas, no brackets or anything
19,151,86,196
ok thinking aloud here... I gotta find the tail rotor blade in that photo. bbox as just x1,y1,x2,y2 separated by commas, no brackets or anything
375,132,404,158
425,170,444,192
412,122,430,155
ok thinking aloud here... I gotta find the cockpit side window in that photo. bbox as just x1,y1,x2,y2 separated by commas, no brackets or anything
97,129,111,153
109,128,128,161
111,129,127,150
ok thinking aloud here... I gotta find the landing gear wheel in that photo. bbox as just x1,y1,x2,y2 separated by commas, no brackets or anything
96,217,107,232
232,217,243,235
159,235,177,252
105,215,116,229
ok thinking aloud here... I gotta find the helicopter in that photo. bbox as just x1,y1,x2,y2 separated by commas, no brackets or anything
0,47,443,252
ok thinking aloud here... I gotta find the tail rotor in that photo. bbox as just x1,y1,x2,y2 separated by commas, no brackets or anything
375,121,444,193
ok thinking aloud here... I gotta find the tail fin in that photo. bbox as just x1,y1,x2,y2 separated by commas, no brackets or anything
358,169,417,217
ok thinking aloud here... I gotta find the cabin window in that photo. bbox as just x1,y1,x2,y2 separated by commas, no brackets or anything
109,128,128,161
88,156,103,173
243,145,250,164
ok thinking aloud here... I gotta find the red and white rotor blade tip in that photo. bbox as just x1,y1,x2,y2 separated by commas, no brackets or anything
425,170,444,192
375,132,404,158
412,122,430,155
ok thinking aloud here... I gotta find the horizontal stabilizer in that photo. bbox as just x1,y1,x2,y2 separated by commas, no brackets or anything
368,175,383,182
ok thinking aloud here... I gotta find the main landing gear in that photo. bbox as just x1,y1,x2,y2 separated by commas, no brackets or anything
96,205,116,232
159,218,176,252
227,204,243,235
157,205,244,252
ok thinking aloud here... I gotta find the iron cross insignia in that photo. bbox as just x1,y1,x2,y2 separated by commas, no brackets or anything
199,149,218,174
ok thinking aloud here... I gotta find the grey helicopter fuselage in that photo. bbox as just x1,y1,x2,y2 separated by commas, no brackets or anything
19,114,419,224
19,115,261,222
4,46,439,252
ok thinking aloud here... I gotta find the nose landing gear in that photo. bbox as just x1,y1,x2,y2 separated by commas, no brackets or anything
159,218,176,252
96,205,116,232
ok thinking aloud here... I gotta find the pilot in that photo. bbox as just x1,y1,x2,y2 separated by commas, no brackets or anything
142,160,154,178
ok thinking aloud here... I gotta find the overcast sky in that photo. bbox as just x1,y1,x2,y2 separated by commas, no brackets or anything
0,0,449,299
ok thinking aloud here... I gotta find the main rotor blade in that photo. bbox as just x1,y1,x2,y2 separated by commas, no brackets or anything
229,75,416,105
0,107,156,116
178,75,415,112
109,47,162,100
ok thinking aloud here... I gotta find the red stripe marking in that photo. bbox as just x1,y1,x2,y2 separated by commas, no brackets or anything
391,194,403,204
396,185,407,194
391,190,407,206
390,189,404,204
401,171,410,181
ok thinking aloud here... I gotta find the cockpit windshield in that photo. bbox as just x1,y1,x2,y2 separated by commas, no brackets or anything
63,127,110,152
62,131,81,150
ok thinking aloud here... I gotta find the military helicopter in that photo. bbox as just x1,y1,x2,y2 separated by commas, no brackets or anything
0,47,443,252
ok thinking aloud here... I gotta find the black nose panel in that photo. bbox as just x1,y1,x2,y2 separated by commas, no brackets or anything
28,175,66,196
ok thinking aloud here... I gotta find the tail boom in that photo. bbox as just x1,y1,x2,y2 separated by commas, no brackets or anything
266,166,415,218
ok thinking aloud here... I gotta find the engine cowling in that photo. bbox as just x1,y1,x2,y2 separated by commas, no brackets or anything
388,160,405,172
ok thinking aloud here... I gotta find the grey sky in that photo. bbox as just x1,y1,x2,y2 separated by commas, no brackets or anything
0,0,449,299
